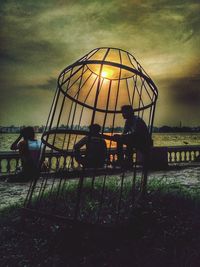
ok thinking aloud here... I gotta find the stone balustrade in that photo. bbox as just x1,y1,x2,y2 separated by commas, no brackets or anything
167,145,200,163
0,151,22,175
0,149,119,176
0,145,200,176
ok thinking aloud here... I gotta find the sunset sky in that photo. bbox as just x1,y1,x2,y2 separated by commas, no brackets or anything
0,0,200,126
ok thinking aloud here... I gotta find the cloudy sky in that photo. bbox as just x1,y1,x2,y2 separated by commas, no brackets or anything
0,0,200,126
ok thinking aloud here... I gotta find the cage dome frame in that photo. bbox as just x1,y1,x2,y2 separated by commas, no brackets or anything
25,47,158,226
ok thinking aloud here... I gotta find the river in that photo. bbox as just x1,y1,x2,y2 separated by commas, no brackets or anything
0,132,200,151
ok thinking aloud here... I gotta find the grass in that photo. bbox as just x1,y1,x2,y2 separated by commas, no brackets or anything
28,175,139,224
0,177,200,266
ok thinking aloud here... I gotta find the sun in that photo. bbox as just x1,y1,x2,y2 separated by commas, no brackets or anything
101,71,108,78
101,66,114,79
88,64,117,79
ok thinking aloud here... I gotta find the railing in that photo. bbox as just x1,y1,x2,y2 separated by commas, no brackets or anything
0,151,22,175
167,146,200,163
0,149,118,176
0,145,200,176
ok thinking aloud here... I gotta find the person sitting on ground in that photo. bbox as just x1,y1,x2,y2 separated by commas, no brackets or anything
74,124,107,168
113,105,152,167
10,126,42,181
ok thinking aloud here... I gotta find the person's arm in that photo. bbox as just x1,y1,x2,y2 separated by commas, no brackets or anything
112,122,126,141
123,120,129,134
10,134,22,150
74,137,88,151
103,140,107,157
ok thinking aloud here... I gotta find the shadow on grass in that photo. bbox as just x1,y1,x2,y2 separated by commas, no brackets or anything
0,179,200,267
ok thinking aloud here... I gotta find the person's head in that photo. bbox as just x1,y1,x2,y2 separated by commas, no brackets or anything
89,124,101,135
121,105,134,119
21,126,35,140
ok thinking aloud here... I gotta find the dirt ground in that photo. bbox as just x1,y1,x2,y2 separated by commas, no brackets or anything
1,166,200,211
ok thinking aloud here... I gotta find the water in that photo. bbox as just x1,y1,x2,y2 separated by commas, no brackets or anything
0,132,200,151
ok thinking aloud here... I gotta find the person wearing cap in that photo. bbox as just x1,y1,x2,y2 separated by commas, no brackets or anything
113,105,152,167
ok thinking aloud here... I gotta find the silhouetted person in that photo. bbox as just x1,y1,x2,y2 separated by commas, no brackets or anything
114,105,152,167
10,126,41,181
74,124,107,168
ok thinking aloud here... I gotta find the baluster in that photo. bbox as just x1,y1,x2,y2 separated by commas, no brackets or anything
7,159,11,173
0,158,2,173
194,151,196,161
51,156,54,170
185,151,187,162
71,155,75,169
178,151,180,162
65,156,69,169
14,157,20,173
48,157,52,171
183,151,186,162
63,155,67,170
62,155,65,169
60,155,63,169
177,151,180,162
19,158,22,169
11,159,15,173
111,153,113,164
173,151,176,162
16,158,19,170
56,156,59,170
191,151,194,161
195,151,200,161
53,156,56,170
180,151,183,162
109,153,112,163
134,151,137,163
183,151,185,162
178,151,181,162
174,152,177,163
168,151,172,163
189,151,192,162
194,151,197,161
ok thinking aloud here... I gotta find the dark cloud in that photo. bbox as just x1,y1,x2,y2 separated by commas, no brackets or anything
37,78,57,91
0,0,200,125
169,77,200,106
154,70,200,126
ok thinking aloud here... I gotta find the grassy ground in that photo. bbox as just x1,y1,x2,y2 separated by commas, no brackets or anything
0,181,200,267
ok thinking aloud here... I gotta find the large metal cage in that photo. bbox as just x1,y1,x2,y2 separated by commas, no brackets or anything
25,47,158,226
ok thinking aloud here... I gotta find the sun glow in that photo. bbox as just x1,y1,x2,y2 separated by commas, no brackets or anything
101,66,114,79
101,71,108,78
88,64,133,80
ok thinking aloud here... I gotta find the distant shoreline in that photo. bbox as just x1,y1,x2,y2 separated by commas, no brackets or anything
0,130,200,134
1,124,200,134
